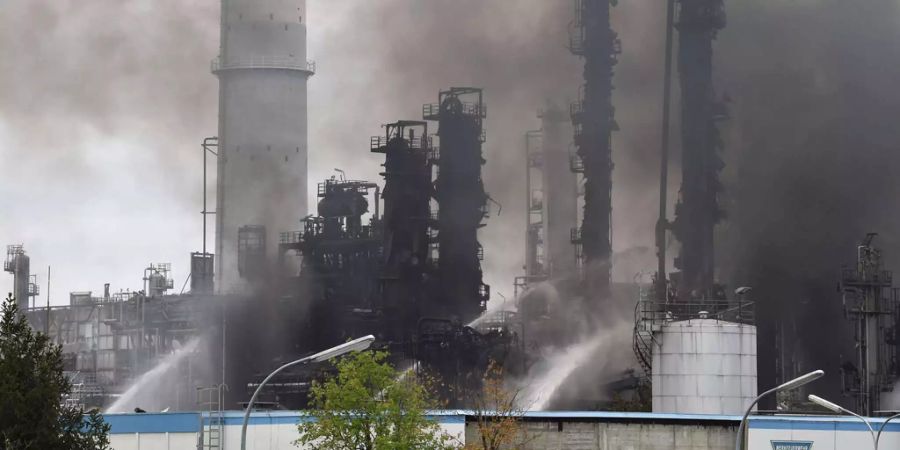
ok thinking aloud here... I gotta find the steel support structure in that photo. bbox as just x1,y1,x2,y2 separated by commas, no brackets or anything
569,0,619,300
671,0,726,301
839,233,899,415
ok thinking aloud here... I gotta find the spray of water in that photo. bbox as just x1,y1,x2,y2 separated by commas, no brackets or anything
106,336,202,413
520,330,607,410
883,382,900,411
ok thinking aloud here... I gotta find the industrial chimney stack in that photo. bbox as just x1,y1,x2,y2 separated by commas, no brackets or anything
213,0,314,292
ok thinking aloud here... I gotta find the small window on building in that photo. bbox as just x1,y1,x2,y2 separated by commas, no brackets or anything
296,147,300,153
285,156,289,162
235,145,240,153
270,13,274,20
299,16,302,23
285,24,289,31
266,144,271,151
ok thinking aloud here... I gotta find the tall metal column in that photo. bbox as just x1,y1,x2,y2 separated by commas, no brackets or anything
541,105,578,278
671,0,726,301
425,88,490,323
372,121,432,342
569,0,619,300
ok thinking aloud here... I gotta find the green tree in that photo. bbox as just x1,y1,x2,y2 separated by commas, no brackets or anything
296,351,457,450
0,294,111,449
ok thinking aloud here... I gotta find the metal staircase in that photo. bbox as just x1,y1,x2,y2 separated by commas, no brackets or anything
632,281,656,378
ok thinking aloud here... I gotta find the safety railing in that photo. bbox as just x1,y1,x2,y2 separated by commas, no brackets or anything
210,56,316,74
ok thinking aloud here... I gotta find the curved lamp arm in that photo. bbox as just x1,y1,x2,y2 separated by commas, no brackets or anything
240,356,312,450
808,395,876,447
734,386,777,450
875,412,900,450
735,370,824,450
240,335,375,450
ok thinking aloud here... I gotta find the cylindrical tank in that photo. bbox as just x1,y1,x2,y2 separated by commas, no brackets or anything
651,318,758,414
540,104,577,277
12,253,30,311
214,0,313,293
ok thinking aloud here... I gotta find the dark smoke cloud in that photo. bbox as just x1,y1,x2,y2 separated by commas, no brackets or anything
1,0,667,304
716,0,900,405
308,0,673,296
7,0,892,411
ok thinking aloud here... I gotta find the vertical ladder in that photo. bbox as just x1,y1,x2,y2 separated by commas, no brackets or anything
197,385,225,450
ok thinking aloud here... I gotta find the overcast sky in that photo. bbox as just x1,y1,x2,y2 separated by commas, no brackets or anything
0,0,674,305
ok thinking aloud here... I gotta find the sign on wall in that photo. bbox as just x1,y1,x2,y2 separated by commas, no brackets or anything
771,441,813,450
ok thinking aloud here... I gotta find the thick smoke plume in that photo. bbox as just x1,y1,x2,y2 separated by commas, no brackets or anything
717,0,900,407
1,0,668,300
5,0,900,412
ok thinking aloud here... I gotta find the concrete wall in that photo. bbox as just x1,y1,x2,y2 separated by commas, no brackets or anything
102,411,900,450
465,412,737,450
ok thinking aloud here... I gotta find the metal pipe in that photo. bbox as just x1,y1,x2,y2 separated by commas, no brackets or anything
525,132,532,276
45,265,50,335
374,185,380,222
202,137,218,258
656,0,675,299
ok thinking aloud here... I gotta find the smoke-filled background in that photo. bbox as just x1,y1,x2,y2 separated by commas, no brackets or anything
2,0,900,407
717,0,900,407
0,0,664,303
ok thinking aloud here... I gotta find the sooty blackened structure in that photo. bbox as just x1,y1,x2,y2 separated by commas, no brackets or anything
569,0,619,299
671,0,727,302
371,121,434,344
424,88,490,323
278,177,383,349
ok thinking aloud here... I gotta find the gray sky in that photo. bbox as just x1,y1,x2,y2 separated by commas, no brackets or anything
0,0,671,305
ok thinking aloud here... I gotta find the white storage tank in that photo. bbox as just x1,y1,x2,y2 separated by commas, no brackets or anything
651,317,757,414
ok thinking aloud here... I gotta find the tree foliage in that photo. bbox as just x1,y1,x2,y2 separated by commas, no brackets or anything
296,351,457,450
465,362,531,450
0,294,111,449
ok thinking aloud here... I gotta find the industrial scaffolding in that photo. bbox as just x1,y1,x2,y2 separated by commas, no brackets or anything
516,129,547,299
839,234,899,416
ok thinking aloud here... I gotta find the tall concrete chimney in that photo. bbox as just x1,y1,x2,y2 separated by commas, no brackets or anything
213,0,313,292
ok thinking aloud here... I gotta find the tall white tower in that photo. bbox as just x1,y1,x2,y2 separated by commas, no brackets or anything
213,0,313,292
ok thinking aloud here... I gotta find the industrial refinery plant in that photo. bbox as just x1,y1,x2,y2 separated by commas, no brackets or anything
6,0,900,428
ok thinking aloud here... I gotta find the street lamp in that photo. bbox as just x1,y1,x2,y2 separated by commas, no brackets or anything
808,394,879,448
240,335,376,450
734,370,825,450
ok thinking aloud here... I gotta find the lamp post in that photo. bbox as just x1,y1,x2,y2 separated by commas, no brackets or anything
809,394,883,449
240,335,376,450
734,369,824,450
